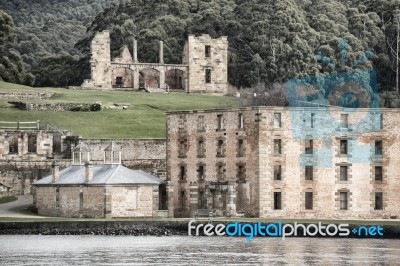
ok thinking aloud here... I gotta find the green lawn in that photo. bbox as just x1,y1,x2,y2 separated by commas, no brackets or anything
0,82,240,138
0,196,17,204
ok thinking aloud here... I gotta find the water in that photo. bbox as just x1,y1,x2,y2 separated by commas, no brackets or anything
0,235,399,265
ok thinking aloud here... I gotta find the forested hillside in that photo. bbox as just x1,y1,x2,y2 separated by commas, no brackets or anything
0,0,111,86
2,0,400,101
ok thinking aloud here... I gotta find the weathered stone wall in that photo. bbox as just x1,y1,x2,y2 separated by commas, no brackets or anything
0,130,73,160
82,139,167,179
183,34,228,94
59,186,80,218
35,185,157,218
111,46,133,88
111,186,154,217
35,186,57,216
0,90,54,100
82,186,104,218
81,31,112,89
167,107,400,219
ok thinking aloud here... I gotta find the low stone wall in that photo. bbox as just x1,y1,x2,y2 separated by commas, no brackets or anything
0,90,54,100
9,102,100,112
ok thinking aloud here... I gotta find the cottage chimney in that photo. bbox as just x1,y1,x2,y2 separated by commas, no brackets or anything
51,160,60,183
159,40,164,64
85,161,93,182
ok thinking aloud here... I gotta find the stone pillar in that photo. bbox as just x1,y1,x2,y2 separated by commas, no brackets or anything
189,182,198,217
133,69,140,90
152,186,159,217
167,181,174,217
159,69,165,89
227,182,236,215
133,39,138,63
159,40,164,64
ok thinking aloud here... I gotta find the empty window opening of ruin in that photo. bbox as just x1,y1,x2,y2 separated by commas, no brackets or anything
205,69,211,83
205,45,211,58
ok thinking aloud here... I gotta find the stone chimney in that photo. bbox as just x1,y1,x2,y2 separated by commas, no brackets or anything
51,160,60,183
85,161,93,182
159,40,164,64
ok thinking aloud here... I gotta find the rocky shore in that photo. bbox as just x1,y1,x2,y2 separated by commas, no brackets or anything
0,220,399,238
0,221,188,236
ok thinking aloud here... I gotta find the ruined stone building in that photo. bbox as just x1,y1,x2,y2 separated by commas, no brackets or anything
0,129,167,197
166,107,400,219
0,130,77,195
81,31,228,94
33,143,169,218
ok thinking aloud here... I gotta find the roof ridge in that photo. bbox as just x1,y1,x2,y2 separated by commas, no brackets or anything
104,164,121,184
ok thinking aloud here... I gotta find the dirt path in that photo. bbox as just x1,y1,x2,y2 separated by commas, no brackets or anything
0,195,44,218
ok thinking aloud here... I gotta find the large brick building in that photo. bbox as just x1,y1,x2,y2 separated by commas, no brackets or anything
166,107,400,219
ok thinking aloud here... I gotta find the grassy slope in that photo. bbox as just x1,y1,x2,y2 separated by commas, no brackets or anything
0,82,240,138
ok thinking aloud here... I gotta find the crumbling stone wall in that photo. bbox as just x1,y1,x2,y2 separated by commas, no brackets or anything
82,139,167,179
182,34,228,94
82,31,228,95
81,31,112,88
0,90,54,100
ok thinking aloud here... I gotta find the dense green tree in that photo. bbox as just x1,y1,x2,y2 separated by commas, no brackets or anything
0,10,35,85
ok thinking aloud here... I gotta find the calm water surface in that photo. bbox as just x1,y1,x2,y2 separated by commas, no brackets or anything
0,235,399,265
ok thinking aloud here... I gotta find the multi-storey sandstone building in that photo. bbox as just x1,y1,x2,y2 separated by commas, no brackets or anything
166,107,400,219
82,31,228,94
